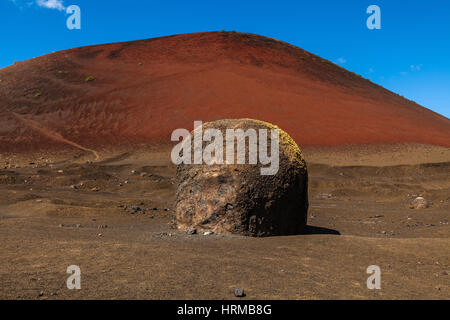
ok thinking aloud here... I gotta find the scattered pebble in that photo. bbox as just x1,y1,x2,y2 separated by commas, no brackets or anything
410,197,429,209
128,206,143,214
203,231,214,236
234,287,246,297
186,227,197,235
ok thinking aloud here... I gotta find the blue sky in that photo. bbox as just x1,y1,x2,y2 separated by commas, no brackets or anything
1,0,450,118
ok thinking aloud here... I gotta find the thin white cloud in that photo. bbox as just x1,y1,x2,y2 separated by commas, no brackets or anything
36,0,65,11
336,57,346,64
410,64,423,71
8,0,33,10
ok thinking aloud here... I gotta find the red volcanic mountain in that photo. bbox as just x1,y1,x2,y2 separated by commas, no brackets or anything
0,31,449,153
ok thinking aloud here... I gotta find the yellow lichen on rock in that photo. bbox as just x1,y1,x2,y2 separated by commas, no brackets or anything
242,118,306,170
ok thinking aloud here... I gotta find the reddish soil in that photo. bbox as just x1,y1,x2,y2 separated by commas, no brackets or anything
0,31,449,154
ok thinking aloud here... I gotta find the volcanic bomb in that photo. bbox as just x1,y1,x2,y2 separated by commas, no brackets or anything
174,119,308,237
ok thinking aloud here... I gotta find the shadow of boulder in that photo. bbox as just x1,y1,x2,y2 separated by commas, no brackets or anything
303,225,340,235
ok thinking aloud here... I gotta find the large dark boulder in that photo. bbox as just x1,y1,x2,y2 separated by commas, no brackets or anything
174,119,308,236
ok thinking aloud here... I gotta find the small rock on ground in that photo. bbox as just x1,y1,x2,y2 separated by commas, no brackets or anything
234,287,246,297
410,197,429,209
186,227,197,235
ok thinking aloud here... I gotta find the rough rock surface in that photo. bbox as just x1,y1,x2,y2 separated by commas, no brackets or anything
175,119,308,237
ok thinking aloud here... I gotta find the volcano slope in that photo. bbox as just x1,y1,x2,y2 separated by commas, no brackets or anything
0,31,449,151
0,32,449,299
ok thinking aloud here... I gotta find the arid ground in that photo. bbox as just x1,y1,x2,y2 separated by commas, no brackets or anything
0,144,448,299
